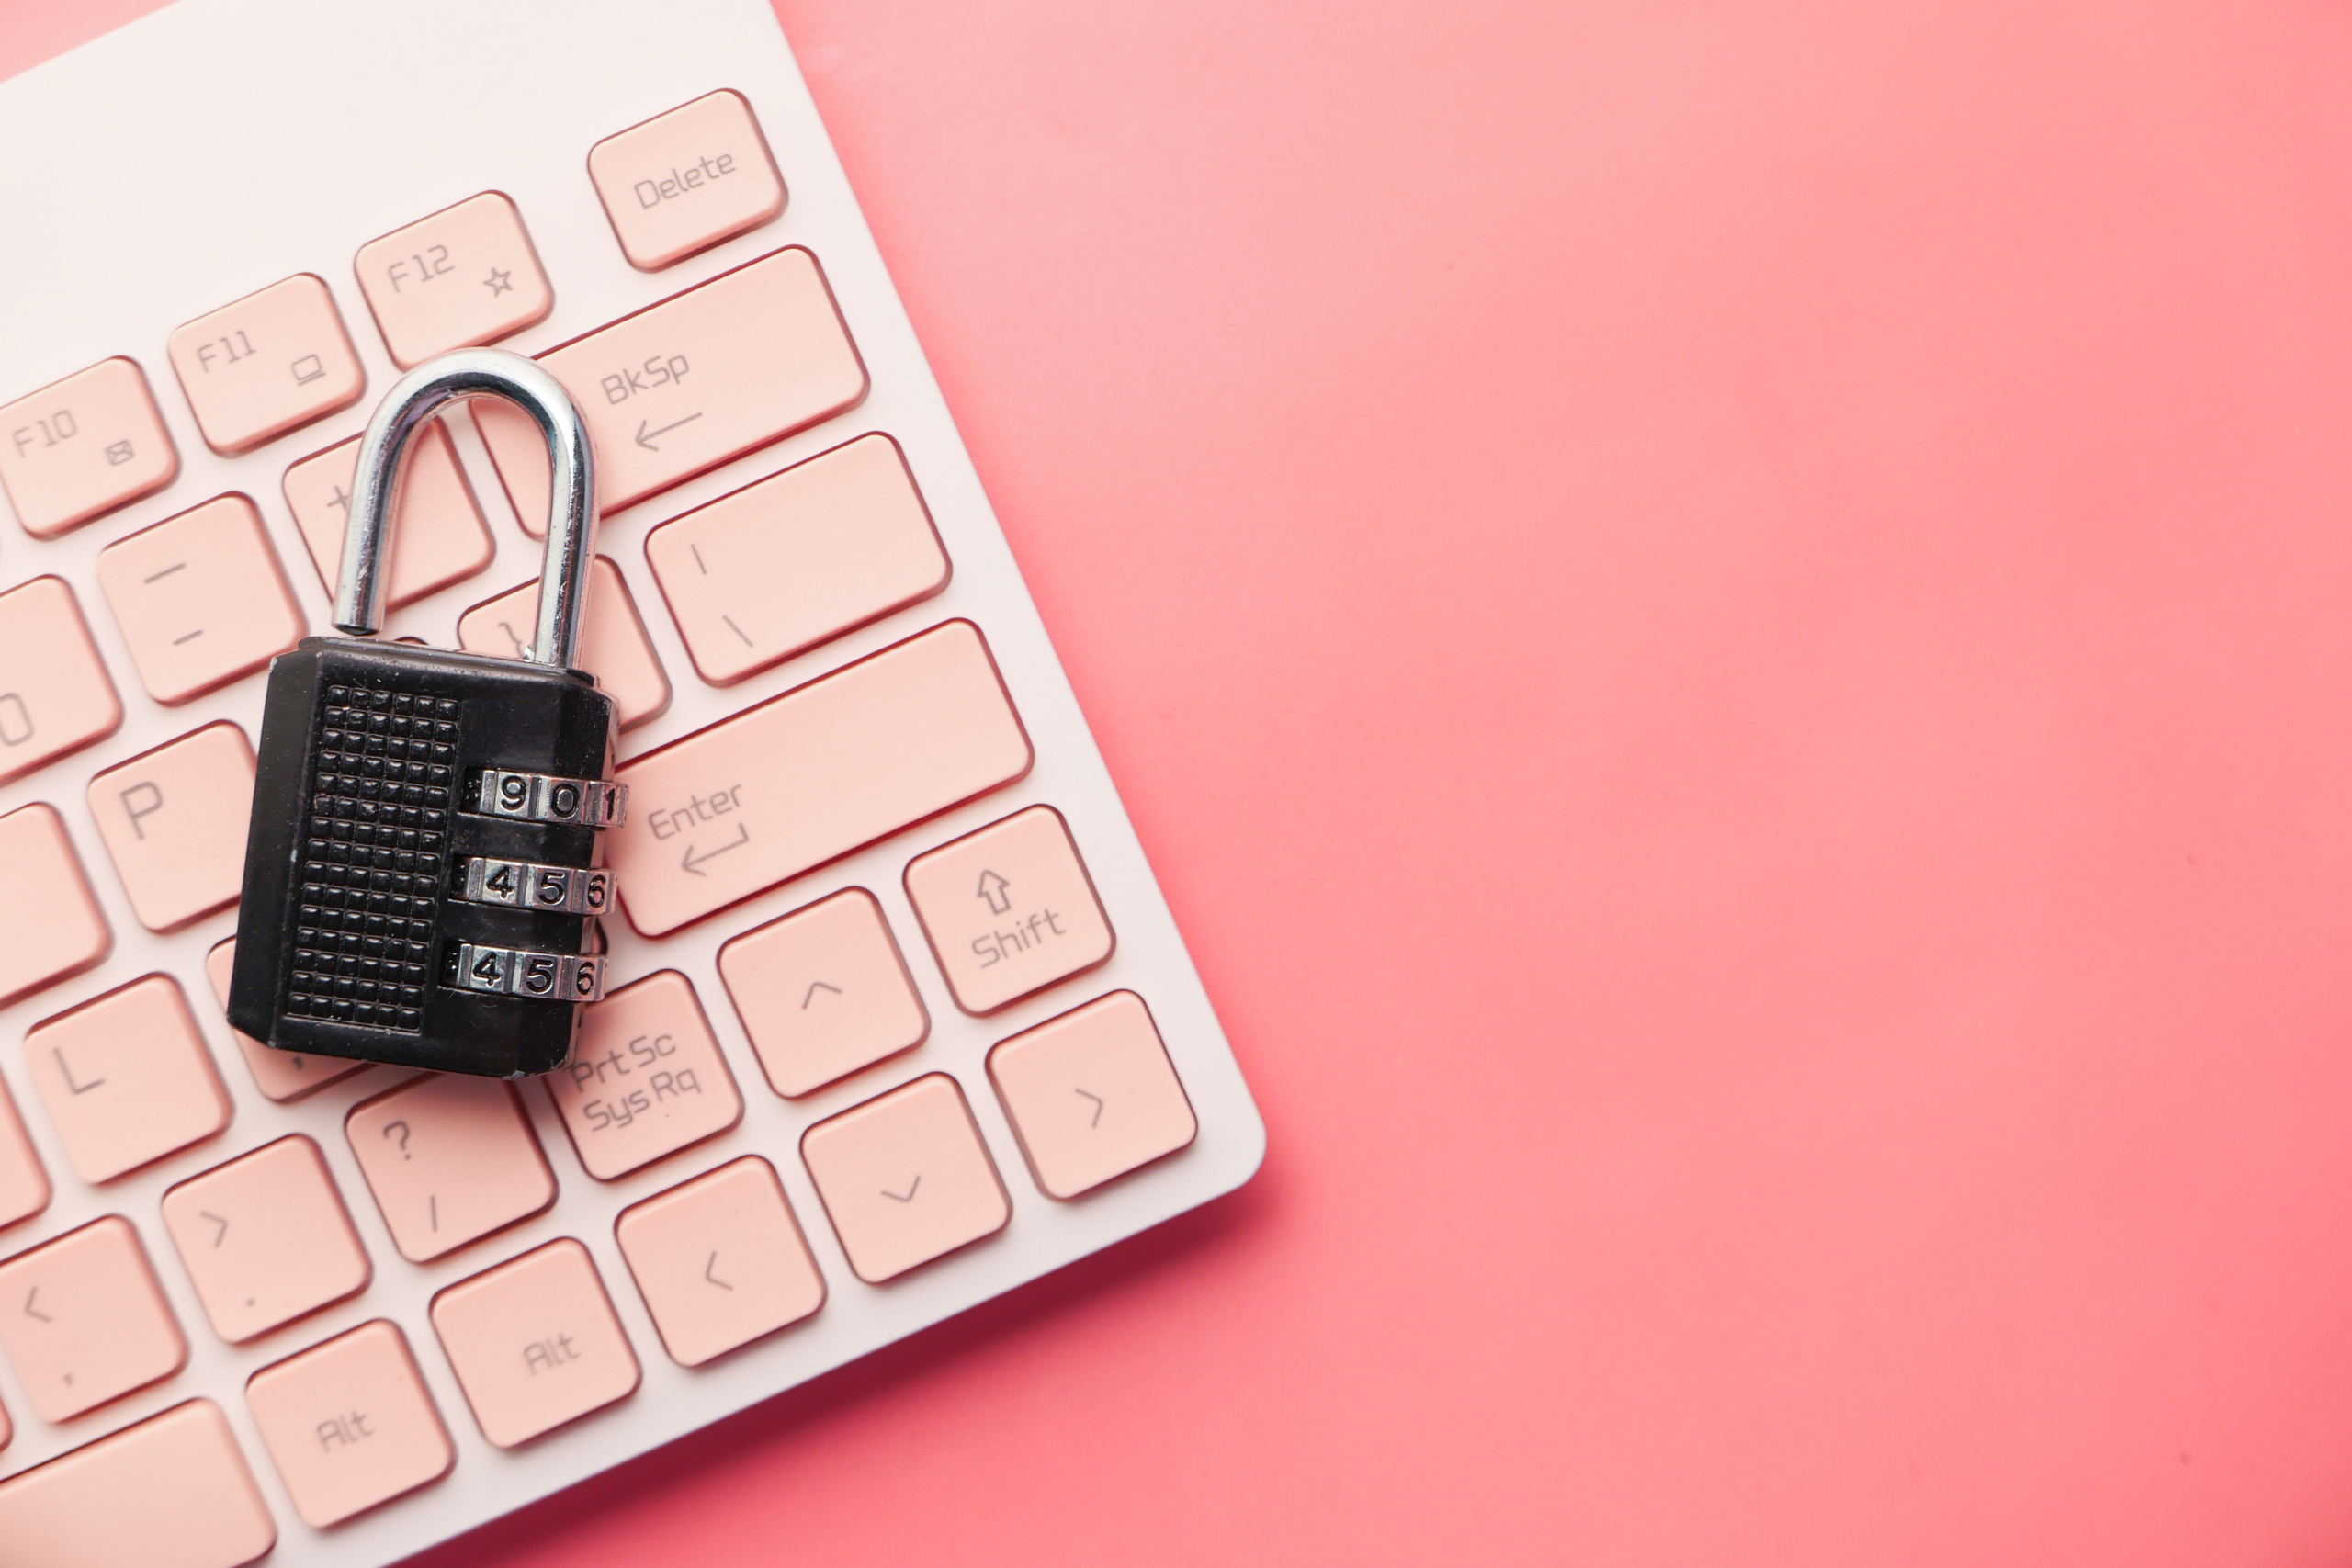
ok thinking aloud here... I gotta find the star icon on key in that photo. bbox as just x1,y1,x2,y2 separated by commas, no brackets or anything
484,266,514,297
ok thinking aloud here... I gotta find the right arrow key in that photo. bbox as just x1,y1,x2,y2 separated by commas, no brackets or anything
988,992,1198,1201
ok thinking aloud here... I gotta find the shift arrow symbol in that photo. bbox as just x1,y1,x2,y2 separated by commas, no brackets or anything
976,869,1012,915
635,412,703,451
24,1287,51,1323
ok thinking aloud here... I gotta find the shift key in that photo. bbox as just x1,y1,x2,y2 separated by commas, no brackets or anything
479,246,867,530
611,621,1031,936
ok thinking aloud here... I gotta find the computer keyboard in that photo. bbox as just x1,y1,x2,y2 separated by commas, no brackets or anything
0,1,1265,1561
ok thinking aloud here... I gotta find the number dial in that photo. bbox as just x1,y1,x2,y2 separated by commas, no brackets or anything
460,857,613,914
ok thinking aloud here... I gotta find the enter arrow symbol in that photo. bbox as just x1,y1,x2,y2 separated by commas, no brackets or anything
802,981,842,1009
705,1251,733,1291
881,1175,922,1202
680,823,751,876
202,1211,229,1248
1075,1088,1105,1129
635,412,703,451
976,869,1012,915
24,1287,51,1323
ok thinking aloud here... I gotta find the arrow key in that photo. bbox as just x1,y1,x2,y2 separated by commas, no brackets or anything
800,1074,1009,1284
719,887,929,1097
616,1156,825,1366
989,991,1197,1200
0,1215,187,1422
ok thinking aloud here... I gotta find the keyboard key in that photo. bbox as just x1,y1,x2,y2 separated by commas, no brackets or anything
615,1156,823,1367
718,887,929,1098
430,1238,639,1449
355,192,555,367
457,555,672,728
86,720,254,931
543,971,741,1180
0,1215,187,1422
0,1400,276,1568
161,1136,370,1344
204,938,369,1101
283,420,492,610
25,974,232,1185
0,1073,50,1232
346,1074,556,1263
477,246,865,527
644,433,950,686
167,274,366,454
0,357,178,539
613,619,1031,936
245,1320,452,1528
988,991,1197,1200
588,89,787,271
0,575,122,784
799,1074,1010,1284
904,806,1114,1014
95,494,305,705
0,804,110,1007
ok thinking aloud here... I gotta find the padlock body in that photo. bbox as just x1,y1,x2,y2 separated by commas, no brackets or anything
228,637,617,1078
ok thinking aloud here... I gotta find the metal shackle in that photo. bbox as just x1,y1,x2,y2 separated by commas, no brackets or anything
334,348,597,670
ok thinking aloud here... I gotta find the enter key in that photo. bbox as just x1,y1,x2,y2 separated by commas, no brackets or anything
610,621,1033,936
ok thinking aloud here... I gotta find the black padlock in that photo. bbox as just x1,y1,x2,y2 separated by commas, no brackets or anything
227,350,626,1078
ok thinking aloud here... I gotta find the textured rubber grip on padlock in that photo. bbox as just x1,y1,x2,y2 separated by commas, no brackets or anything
336,348,596,670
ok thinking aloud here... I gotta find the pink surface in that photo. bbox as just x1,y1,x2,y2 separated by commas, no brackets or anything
11,0,2352,1561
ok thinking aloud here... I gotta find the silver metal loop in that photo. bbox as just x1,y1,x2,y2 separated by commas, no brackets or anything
334,348,596,669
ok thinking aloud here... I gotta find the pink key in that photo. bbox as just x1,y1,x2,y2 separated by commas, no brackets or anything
645,434,951,685
905,805,1115,1015
477,246,865,528
95,494,305,705
988,991,1198,1200
204,938,369,1101
0,1073,50,1232
457,555,672,728
245,1319,452,1528
167,274,367,454
0,804,109,1008
0,357,178,538
543,970,741,1180
718,887,929,1098
615,1156,824,1367
24,974,232,1185
0,1215,187,1422
346,1074,556,1263
283,420,492,610
430,1238,639,1449
799,1074,1011,1284
0,1400,276,1568
613,619,1032,937
0,575,121,782
161,1136,370,1344
86,720,254,931
588,89,787,271
355,192,555,367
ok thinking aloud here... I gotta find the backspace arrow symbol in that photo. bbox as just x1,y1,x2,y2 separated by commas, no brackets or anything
635,412,704,451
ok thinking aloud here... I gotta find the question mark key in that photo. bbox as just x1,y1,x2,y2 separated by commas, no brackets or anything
345,1074,557,1264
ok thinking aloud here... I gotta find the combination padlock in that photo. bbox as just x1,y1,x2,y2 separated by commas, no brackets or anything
227,349,626,1078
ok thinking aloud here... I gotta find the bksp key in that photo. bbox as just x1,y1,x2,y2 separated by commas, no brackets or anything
228,350,625,1077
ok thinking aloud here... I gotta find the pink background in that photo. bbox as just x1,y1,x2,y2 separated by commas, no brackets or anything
12,0,2352,1562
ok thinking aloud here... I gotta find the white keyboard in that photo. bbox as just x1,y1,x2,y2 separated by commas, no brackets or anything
0,1,1264,1562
